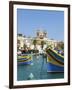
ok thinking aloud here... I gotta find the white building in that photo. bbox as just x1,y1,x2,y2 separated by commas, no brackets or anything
17,29,61,50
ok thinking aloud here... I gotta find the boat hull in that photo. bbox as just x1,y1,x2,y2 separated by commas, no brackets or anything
18,60,33,65
47,49,64,63
46,49,64,72
17,54,33,65
47,63,64,72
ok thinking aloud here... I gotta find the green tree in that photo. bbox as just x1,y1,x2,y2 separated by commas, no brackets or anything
23,44,27,50
41,41,45,49
57,41,64,50
48,45,52,49
59,42,64,50
32,39,37,50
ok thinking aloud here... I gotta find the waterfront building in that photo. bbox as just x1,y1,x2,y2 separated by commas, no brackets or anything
17,34,33,50
17,34,24,50
35,29,48,45
47,39,59,49
17,29,62,50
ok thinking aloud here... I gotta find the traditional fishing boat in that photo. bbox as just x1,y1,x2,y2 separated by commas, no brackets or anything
17,54,33,65
46,48,64,72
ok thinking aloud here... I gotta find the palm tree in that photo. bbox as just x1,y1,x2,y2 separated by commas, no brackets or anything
23,44,27,50
57,41,64,50
48,45,52,49
59,42,64,50
41,40,45,50
32,39,37,50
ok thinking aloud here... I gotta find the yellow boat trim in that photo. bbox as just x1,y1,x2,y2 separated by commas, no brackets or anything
47,55,64,67
49,49,64,59
18,59,32,62
18,55,32,59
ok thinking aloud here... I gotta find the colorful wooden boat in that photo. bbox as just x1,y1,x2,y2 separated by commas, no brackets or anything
17,54,33,65
46,49,64,72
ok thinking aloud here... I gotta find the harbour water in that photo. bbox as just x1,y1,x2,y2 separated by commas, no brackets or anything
17,54,64,81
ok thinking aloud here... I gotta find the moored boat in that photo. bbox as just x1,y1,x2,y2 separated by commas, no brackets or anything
46,48,64,64
17,54,33,65
46,48,64,72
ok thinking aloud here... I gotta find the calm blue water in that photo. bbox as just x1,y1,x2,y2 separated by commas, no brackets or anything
17,54,64,81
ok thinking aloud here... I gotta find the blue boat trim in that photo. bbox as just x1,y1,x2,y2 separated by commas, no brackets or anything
47,63,64,72
46,48,64,72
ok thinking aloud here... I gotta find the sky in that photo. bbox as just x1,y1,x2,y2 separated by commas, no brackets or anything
17,9,64,41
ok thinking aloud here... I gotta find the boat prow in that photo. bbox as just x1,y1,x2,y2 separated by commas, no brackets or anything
46,48,64,72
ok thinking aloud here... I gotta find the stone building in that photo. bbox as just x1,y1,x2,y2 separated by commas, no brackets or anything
17,34,24,50
17,29,60,50
35,29,48,45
